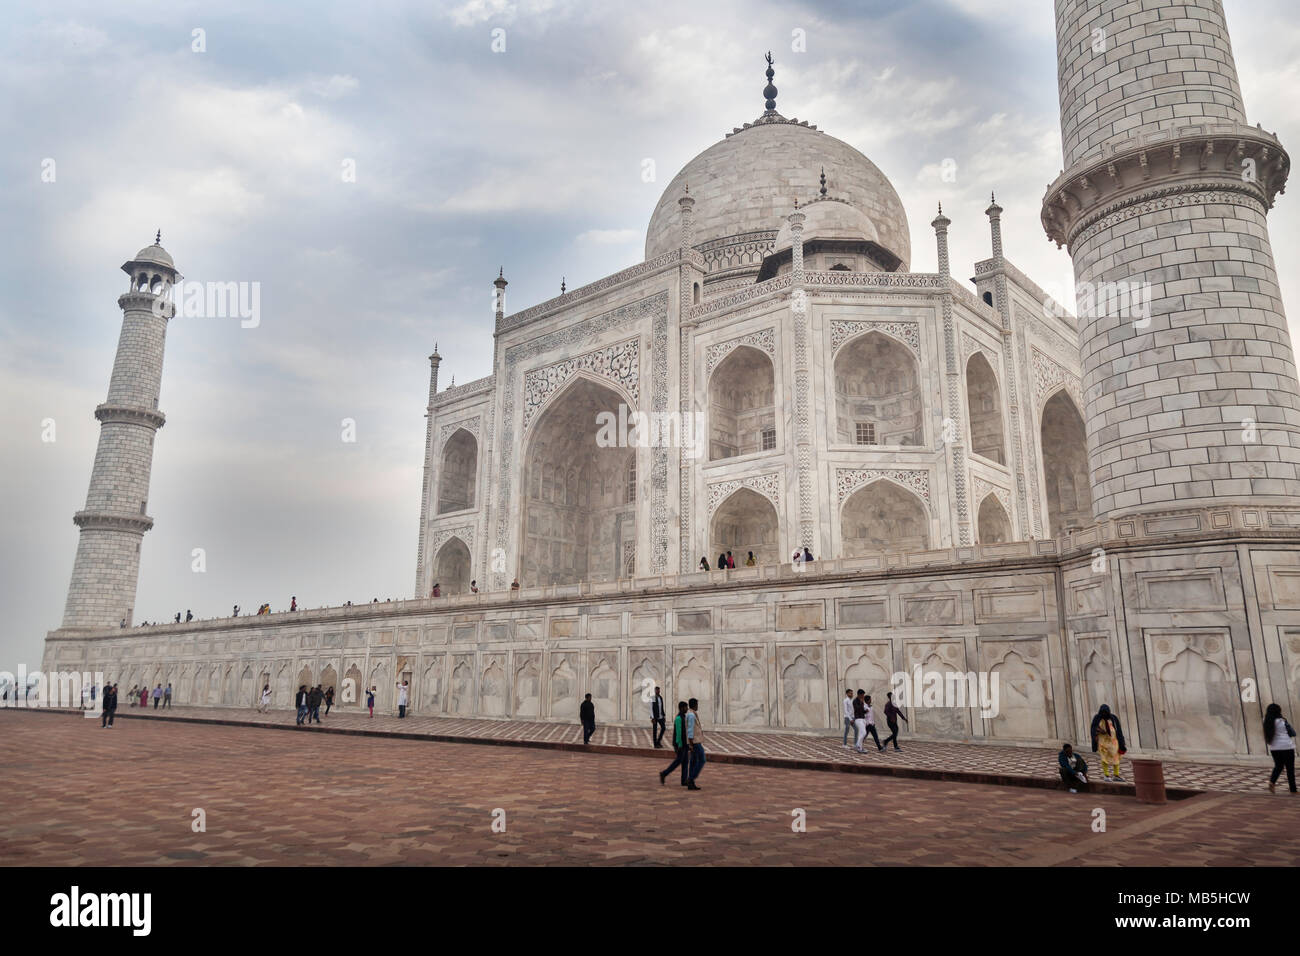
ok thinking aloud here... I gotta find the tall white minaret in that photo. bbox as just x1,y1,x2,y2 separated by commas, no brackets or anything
1044,0,1299,520
60,235,178,629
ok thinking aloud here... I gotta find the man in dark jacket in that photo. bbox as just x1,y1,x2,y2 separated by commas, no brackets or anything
882,691,908,751
295,685,309,725
101,683,117,728
580,693,596,744
651,686,667,748
309,685,323,724
1058,743,1089,792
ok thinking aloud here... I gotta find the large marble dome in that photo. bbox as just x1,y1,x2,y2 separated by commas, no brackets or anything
644,112,911,278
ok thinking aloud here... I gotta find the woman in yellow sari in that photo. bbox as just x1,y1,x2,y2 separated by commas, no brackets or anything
1090,704,1127,781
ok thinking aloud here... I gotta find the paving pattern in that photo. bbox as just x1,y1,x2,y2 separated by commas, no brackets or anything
2,711,1297,867
45,701,1284,795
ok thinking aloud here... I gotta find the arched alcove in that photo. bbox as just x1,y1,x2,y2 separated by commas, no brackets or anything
977,494,1012,544
1041,391,1092,535
834,332,922,445
710,488,780,566
438,429,478,513
434,537,472,595
966,352,1005,464
520,377,635,587
841,480,929,556
709,346,776,461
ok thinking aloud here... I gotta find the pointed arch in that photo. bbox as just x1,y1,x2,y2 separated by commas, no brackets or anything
710,486,780,566
433,536,472,595
438,428,478,514
976,493,1012,544
1040,390,1092,535
840,479,929,556
833,330,923,446
965,351,1005,464
708,344,776,461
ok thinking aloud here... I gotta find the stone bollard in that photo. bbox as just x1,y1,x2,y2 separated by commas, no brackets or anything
1130,758,1166,805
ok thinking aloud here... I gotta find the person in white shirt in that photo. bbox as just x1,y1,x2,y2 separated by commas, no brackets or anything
258,684,272,713
395,680,409,718
861,695,884,751
1264,702,1296,793
841,689,855,748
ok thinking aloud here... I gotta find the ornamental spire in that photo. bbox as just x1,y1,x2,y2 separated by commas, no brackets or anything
763,52,777,112
819,167,827,198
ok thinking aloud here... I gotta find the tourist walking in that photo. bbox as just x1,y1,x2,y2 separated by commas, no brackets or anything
324,686,335,716
852,689,867,752
580,693,596,744
882,691,907,751
862,695,884,751
686,698,705,789
842,688,855,747
395,680,409,718
1058,743,1089,792
258,684,271,713
309,685,323,723
295,685,309,725
140,686,149,708
366,686,376,717
152,684,163,709
1264,702,1297,793
651,686,667,748
1090,704,1127,781
659,702,691,786
128,684,138,706
100,683,117,728
185,609,192,622
163,683,172,707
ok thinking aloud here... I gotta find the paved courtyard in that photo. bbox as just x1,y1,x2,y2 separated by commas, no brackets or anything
0,710,1294,866
48,701,1280,794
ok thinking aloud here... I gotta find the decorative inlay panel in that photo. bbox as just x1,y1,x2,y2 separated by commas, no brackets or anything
439,416,481,446
707,473,782,517
830,319,921,358
704,327,776,379
428,525,474,563
1031,346,1083,413
522,337,640,433
972,476,1012,515
835,468,931,509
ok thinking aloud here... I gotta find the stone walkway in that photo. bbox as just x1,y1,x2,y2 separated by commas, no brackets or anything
36,703,1281,795
1,711,1295,867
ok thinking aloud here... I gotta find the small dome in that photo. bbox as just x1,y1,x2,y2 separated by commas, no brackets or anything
773,197,879,253
132,242,174,270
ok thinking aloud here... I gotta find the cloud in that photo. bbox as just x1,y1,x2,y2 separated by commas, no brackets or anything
576,228,639,245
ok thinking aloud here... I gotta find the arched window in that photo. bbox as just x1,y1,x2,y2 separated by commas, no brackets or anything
1040,392,1092,535
841,481,929,556
709,346,776,461
982,291,994,307
965,352,1005,464
834,332,922,446
438,429,478,513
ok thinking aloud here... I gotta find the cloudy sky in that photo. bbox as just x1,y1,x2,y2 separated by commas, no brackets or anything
3,0,1298,669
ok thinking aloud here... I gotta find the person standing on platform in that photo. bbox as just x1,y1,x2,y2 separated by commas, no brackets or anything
258,683,271,713
852,689,867,752
651,686,667,748
882,691,907,751
1264,703,1297,793
580,693,596,744
324,685,335,716
309,685,323,724
366,686,376,718
295,685,309,725
1090,704,1127,781
163,683,172,708
862,695,884,751
659,702,690,786
841,688,855,748
395,680,409,718
152,684,163,709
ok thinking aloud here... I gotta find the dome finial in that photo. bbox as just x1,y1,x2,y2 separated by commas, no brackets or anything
819,167,827,198
560,276,566,294
763,51,778,112
155,229,161,245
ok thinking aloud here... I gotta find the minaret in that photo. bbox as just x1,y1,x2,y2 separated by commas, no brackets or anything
60,235,178,629
1044,0,1298,520
414,343,442,595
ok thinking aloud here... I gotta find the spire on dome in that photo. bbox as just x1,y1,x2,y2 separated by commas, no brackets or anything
560,277,566,294
763,52,778,112
819,167,827,198
155,229,161,245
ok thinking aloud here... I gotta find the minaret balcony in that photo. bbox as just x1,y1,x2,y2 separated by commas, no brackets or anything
72,510,154,534
94,403,166,429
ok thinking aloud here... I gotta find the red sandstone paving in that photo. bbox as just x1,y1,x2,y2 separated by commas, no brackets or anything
0,711,1296,866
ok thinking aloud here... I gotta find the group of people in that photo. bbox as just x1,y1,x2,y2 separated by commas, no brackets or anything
698,551,758,571
293,684,336,724
840,689,907,752
123,683,172,709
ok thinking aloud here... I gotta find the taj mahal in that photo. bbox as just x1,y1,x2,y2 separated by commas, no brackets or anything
43,0,1300,760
